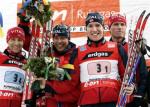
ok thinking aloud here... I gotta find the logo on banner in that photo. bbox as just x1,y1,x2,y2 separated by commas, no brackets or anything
17,0,120,37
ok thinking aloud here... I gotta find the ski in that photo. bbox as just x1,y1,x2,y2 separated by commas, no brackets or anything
128,18,134,56
117,10,150,107
40,20,53,57
28,21,40,58
0,11,3,37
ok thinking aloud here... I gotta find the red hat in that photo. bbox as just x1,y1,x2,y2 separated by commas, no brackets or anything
109,14,126,28
7,27,25,43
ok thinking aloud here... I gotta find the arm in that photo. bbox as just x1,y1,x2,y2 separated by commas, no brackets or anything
18,14,32,52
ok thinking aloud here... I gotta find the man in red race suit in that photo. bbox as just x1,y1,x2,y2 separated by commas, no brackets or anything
0,27,26,107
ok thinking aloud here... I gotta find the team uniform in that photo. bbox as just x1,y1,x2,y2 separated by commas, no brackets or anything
0,26,26,107
73,37,126,106
0,52,26,107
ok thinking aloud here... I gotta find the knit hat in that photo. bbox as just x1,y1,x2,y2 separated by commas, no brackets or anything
52,24,70,39
6,27,25,43
86,12,104,26
109,14,126,28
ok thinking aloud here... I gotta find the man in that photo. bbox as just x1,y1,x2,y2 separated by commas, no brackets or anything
45,24,80,107
27,24,80,107
74,12,134,107
4,27,26,63
0,27,26,107
109,13,148,107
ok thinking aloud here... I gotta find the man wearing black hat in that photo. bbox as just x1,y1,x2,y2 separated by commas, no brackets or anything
29,24,80,107
73,12,135,107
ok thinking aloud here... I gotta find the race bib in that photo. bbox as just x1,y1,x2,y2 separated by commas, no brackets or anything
0,66,25,93
87,61,111,75
80,60,119,82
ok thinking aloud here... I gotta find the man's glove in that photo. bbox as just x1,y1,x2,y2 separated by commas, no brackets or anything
31,80,56,97
126,97,143,107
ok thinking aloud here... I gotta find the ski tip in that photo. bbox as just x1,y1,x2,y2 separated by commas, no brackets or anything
140,10,146,16
145,13,150,18
143,10,146,13
0,12,3,27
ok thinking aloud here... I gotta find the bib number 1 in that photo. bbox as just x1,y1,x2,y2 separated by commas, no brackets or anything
88,61,111,75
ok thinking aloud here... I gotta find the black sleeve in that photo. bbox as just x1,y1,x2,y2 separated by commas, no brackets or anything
17,12,31,35
136,56,148,97
147,71,150,103
117,44,128,67
69,48,78,64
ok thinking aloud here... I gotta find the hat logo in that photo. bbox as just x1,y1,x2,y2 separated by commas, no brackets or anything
90,16,97,19
89,19,94,22
10,29,24,35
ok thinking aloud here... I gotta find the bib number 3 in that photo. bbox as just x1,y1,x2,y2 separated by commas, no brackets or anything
4,71,25,86
88,61,111,75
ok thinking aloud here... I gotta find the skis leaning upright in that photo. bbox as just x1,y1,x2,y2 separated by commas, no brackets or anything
117,10,150,107
22,20,41,107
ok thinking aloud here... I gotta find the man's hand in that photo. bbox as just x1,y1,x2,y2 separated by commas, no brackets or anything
124,83,135,95
35,77,46,89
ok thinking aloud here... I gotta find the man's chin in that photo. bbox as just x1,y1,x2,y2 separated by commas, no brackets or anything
56,47,65,52
12,50,21,53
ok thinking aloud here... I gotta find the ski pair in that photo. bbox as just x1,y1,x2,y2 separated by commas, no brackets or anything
22,20,54,107
36,20,54,107
117,10,150,107
22,20,41,106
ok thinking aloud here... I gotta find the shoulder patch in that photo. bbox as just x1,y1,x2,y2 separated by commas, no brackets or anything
79,45,87,52
107,42,116,48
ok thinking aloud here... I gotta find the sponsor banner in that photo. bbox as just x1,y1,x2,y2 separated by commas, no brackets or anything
17,0,120,37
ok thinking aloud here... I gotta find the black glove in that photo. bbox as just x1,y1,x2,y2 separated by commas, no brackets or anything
126,97,143,107
17,8,31,23
25,80,45,107
45,84,56,96
25,89,45,107
25,99,36,107
31,80,56,97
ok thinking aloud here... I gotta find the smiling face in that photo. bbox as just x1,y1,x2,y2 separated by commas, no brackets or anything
53,35,69,52
7,37,24,53
110,21,127,43
86,22,104,41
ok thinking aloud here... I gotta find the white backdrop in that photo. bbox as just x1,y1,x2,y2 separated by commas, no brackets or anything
0,0,150,56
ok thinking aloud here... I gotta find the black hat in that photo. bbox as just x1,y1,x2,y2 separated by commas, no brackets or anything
52,24,70,39
86,12,104,26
